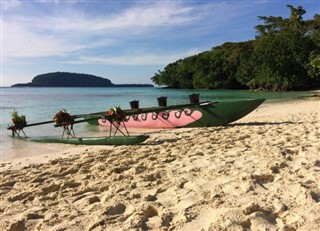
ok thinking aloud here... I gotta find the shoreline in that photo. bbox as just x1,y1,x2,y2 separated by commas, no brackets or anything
0,97,319,230
1,94,319,169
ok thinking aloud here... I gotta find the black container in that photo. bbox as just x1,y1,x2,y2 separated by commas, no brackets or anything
157,96,167,107
129,100,139,109
189,94,200,104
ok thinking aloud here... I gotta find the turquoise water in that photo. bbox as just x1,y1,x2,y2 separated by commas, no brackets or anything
0,87,312,161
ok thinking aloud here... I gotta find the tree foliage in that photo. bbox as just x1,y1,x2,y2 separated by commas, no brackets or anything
152,5,320,91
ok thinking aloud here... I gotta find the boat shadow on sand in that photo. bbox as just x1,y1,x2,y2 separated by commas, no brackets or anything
145,138,180,146
141,121,303,145
228,121,303,127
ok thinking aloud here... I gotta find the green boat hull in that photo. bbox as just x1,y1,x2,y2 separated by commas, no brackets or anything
85,99,265,128
186,99,265,127
28,135,150,145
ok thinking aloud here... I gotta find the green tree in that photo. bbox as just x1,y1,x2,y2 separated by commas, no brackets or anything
306,14,320,82
247,30,315,90
255,4,307,36
151,4,320,90
250,5,319,90
151,62,180,87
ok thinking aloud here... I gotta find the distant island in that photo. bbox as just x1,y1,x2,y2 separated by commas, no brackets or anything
11,72,153,88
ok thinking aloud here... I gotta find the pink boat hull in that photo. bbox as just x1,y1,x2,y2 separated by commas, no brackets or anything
98,110,203,128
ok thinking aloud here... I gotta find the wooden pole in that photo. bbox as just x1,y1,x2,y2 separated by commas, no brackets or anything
24,120,55,127
74,101,210,118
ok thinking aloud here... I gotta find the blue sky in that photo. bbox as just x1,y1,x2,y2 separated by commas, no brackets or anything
1,0,319,87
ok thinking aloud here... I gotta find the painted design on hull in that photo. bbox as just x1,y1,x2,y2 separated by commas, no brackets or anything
99,109,203,128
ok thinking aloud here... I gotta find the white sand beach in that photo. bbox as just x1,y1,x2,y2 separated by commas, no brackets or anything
0,97,319,230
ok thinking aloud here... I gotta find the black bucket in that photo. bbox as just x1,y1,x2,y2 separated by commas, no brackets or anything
189,94,200,104
157,96,167,107
129,100,139,109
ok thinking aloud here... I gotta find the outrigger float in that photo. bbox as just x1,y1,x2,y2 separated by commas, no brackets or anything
27,135,150,146
82,94,266,129
7,108,150,146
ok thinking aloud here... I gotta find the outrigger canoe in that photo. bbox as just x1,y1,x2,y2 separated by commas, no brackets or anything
27,135,150,145
85,99,265,128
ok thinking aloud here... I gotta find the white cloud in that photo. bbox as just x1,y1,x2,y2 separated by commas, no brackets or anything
2,20,83,58
1,14,119,58
1,0,21,10
68,49,202,66
1,0,255,61
39,1,199,33
36,0,60,3
2,1,202,59
103,2,197,29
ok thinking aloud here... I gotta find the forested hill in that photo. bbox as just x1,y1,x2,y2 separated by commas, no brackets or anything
11,72,153,87
151,5,320,91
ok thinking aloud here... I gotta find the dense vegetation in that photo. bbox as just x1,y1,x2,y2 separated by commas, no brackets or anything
12,72,153,87
152,5,320,91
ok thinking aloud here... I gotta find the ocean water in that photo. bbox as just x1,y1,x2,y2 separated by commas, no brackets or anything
0,87,312,161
